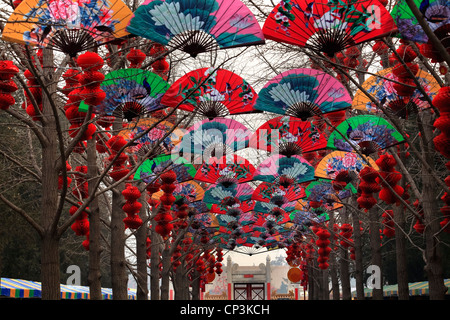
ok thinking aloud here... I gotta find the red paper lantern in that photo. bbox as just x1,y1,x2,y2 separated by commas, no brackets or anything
65,105,88,124
123,214,143,229
419,43,442,63
107,135,128,153
80,87,106,106
146,182,161,194
392,62,419,79
372,41,389,56
434,133,450,158
71,219,90,236
0,79,18,92
287,267,302,283
160,170,177,184
122,200,142,214
357,193,378,211
434,112,450,135
152,59,170,73
155,223,173,237
0,60,19,80
393,78,416,96
122,184,141,201
127,49,146,67
396,44,417,62
413,219,425,233
0,93,15,110
68,123,97,140
161,183,177,194
79,71,105,87
109,165,130,181
77,52,104,71
432,87,450,112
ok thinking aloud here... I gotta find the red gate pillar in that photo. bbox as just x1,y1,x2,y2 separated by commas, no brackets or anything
266,283,271,300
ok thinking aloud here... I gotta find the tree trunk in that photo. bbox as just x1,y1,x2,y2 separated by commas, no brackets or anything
160,241,171,300
339,207,351,300
136,195,149,300
351,210,365,300
328,211,340,300
394,203,409,300
368,206,383,300
150,220,161,300
421,111,446,300
339,249,351,300
307,265,315,300
191,269,200,300
40,48,60,300
110,120,128,300
40,234,61,300
322,269,329,300
87,136,102,300
174,263,189,300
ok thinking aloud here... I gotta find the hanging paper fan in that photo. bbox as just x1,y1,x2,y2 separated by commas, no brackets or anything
254,200,298,221
126,0,265,58
327,115,405,156
161,67,259,118
118,118,183,157
352,68,440,117
208,199,255,215
262,0,396,57
174,117,251,160
79,68,169,120
194,154,255,184
189,200,211,214
305,178,356,210
152,180,205,203
289,208,329,228
252,181,306,203
254,68,352,120
213,215,262,250
188,212,219,238
391,0,450,43
315,150,378,180
253,154,315,184
203,182,253,205
249,115,327,156
134,154,196,183
2,0,133,57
